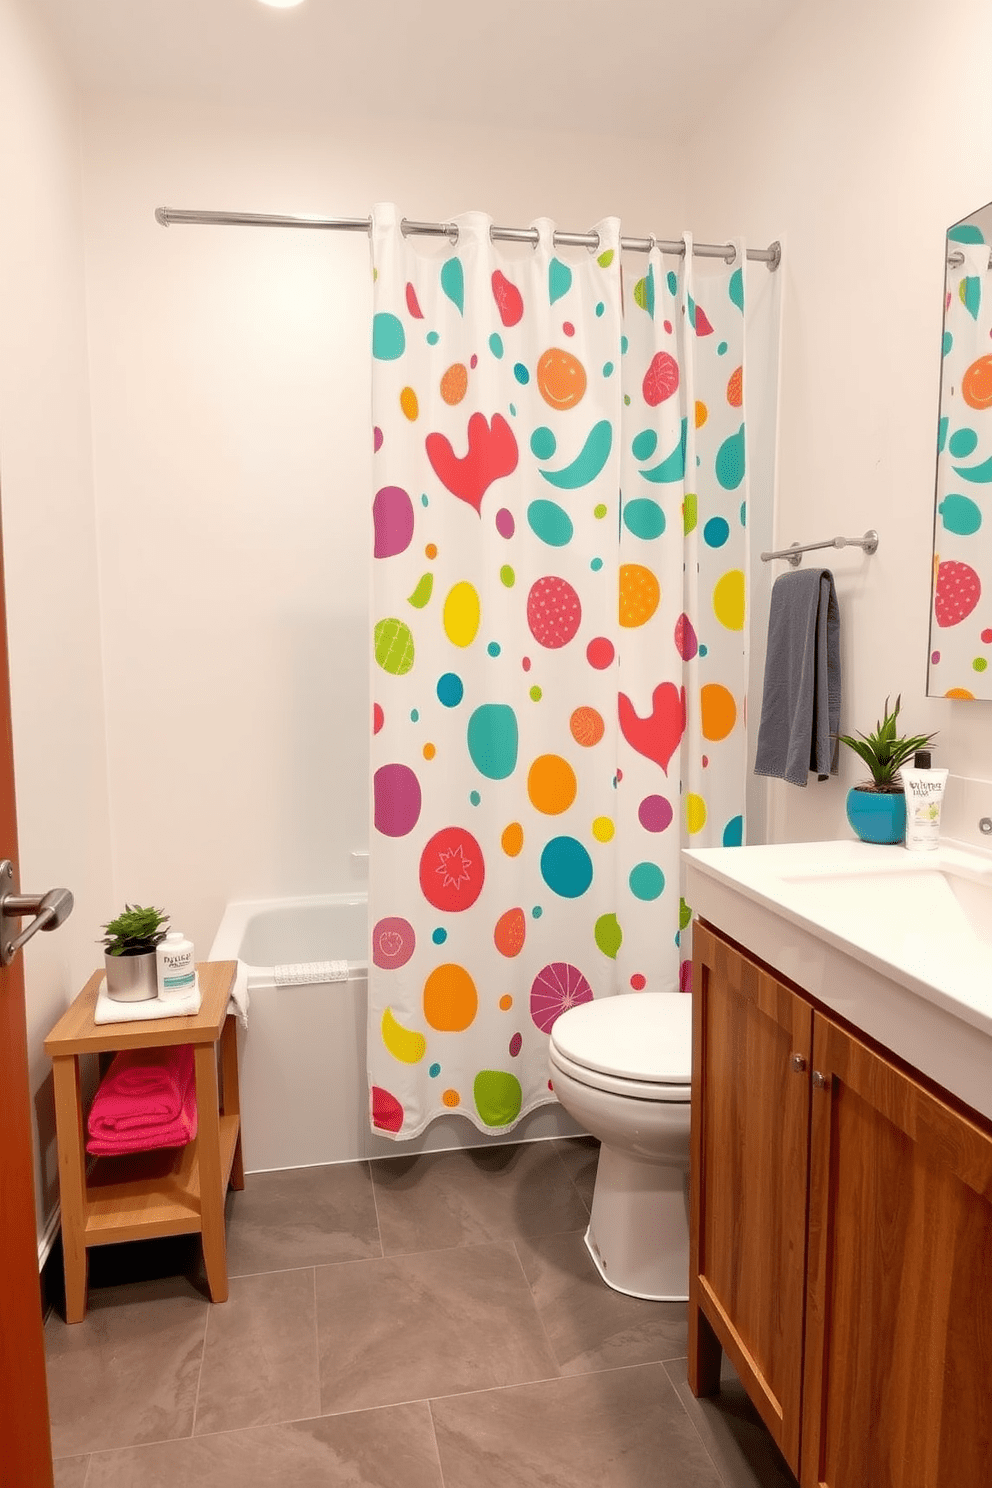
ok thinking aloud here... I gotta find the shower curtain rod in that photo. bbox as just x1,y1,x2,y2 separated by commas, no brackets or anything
154,207,781,269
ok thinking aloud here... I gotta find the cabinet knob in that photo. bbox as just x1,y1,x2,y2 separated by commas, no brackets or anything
790,1053,807,1073
812,1070,829,1089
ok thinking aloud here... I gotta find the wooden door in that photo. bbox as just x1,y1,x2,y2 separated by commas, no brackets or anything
689,921,812,1475
802,1015,992,1488
0,502,55,1486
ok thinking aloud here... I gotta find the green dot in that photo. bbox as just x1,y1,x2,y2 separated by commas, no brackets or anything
529,685,542,701
974,657,988,672
500,565,515,588
683,493,698,535
623,394,631,405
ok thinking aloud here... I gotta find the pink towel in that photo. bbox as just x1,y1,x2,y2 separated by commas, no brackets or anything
86,1044,198,1156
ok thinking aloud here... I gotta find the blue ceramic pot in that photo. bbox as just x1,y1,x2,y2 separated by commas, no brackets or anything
845,788,906,844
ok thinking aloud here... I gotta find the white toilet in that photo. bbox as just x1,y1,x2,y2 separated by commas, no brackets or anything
548,992,693,1302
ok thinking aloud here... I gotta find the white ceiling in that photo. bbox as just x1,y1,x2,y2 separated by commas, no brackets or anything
33,0,795,135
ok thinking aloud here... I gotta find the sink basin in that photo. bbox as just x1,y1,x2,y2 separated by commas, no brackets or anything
780,863,992,949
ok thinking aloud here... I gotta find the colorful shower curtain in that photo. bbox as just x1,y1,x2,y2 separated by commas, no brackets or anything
368,203,749,1139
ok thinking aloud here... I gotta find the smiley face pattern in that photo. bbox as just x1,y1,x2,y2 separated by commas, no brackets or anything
927,229,992,699
369,204,749,1139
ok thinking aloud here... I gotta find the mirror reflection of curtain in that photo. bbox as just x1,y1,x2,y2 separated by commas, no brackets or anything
928,235,992,699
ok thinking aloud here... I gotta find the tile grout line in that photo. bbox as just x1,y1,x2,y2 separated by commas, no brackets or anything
366,1158,387,1260
508,1236,566,1380
661,1356,737,1488
188,1288,213,1440
424,1398,448,1488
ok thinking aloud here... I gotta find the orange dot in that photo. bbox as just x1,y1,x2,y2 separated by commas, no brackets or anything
423,742,436,760
695,400,708,428
945,687,976,699
527,754,577,815
570,706,605,747
425,543,438,559
727,365,743,407
400,386,419,421
962,355,992,411
619,564,660,628
700,683,738,742
440,363,469,405
499,994,513,1011
536,347,587,410
501,821,524,856
442,1089,461,1108
423,963,478,1032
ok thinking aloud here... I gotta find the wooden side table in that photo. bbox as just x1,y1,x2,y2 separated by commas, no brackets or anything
44,960,244,1324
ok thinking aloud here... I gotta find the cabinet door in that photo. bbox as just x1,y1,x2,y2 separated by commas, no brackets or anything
802,1015,992,1488
690,921,813,1474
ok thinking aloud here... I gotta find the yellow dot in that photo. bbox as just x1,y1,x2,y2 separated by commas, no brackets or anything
499,994,513,1011
425,543,438,559
400,386,419,421
527,754,578,815
695,399,708,428
423,742,436,760
592,816,615,842
442,1089,461,1108
712,569,745,631
686,793,707,834
502,821,524,857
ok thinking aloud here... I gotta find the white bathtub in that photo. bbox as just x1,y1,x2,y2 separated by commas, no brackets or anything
209,893,580,1171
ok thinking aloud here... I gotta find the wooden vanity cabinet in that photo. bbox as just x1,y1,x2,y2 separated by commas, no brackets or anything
689,919,992,1488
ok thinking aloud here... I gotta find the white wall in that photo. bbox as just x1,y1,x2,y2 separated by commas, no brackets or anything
685,0,992,844
79,96,691,955
0,0,113,1241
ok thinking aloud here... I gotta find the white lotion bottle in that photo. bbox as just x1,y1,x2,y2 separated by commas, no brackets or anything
156,930,196,998
902,751,949,852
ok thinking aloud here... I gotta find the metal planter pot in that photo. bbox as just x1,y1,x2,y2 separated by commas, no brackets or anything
104,950,158,1002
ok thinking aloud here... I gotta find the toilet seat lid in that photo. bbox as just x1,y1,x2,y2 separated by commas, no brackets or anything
549,992,692,1085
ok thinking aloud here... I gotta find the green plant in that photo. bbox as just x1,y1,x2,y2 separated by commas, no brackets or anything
836,695,937,793
100,904,169,957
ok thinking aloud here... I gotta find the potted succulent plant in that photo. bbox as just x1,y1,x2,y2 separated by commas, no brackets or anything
100,904,170,1002
837,696,937,844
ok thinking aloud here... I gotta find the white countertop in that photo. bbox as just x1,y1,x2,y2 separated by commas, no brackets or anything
682,838,992,1122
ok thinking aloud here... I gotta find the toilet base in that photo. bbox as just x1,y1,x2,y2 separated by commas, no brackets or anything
584,1140,690,1302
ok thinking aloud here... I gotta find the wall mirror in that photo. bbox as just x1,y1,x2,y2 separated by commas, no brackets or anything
927,200,992,699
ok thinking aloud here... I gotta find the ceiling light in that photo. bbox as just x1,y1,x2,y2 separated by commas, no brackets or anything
259,0,305,8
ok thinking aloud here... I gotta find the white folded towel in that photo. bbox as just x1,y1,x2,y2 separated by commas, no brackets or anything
93,973,202,1025
228,961,250,1027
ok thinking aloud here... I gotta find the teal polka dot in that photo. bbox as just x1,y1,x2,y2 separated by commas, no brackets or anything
939,494,982,535
437,673,464,707
432,928,447,945
949,428,979,458
667,271,678,295
629,862,665,901
410,708,420,722
531,426,557,460
717,340,728,355
632,429,659,461
740,501,747,526
623,498,665,540
532,905,543,918
603,361,614,377
540,837,593,899
372,313,405,360
595,302,605,317
937,416,949,453
715,425,746,490
513,363,530,385
487,641,501,657
943,330,953,356
421,493,429,507
723,815,743,847
699,644,708,657
426,330,440,346
489,333,504,359
470,790,481,805
704,516,730,548
429,1062,441,1077
590,557,603,571
621,335,629,354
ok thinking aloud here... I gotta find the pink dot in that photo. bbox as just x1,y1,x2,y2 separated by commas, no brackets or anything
616,768,623,782
373,703,384,735
522,656,532,672
702,755,709,768
495,507,515,539
931,651,941,664
638,795,673,833
373,426,383,453
982,630,992,644
663,320,673,334
470,354,478,369
586,636,615,670
563,322,575,337
630,973,646,990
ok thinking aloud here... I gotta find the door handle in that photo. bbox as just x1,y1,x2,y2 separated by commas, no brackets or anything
0,860,74,966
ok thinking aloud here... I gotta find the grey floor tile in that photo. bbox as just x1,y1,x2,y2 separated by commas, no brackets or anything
515,1228,688,1374
44,1277,207,1457
665,1357,798,1488
431,1362,724,1488
53,1456,90,1487
551,1135,599,1209
194,1268,319,1435
370,1140,589,1255
316,1240,559,1414
224,1162,381,1276
83,1401,443,1488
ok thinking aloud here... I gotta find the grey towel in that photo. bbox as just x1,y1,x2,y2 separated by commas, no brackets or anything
753,568,840,788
